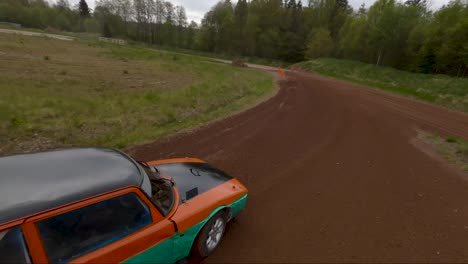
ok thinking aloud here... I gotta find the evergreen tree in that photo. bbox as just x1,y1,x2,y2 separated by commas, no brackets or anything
78,0,90,17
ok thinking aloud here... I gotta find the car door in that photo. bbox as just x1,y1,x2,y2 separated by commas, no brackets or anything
22,188,177,264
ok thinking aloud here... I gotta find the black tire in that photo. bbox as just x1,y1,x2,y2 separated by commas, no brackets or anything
175,258,188,264
192,211,227,257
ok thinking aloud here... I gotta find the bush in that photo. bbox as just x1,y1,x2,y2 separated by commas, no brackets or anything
446,137,458,143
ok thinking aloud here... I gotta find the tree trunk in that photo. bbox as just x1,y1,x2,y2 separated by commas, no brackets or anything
457,64,462,78
151,23,155,45
376,48,383,66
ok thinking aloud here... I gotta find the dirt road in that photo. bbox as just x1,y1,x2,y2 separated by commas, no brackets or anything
0,29,74,41
130,70,468,262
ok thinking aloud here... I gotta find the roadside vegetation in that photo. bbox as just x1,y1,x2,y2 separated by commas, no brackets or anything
294,59,468,112
419,132,468,172
0,34,274,155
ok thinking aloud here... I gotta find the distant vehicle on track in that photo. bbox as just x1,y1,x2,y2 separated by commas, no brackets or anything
0,148,248,263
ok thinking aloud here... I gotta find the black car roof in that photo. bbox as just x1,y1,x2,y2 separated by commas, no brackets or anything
0,148,144,225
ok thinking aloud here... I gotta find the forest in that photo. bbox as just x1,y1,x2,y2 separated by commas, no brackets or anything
0,0,467,76
198,0,467,76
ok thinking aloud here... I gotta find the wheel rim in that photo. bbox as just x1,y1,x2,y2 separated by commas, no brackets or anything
206,218,225,251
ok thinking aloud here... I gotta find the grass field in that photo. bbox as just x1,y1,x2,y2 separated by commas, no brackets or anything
0,33,274,155
293,59,468,112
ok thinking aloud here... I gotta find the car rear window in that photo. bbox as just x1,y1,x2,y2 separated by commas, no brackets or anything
36,193,151,263
0,227,31,264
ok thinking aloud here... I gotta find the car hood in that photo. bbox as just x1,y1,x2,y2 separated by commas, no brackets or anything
155,162,233,203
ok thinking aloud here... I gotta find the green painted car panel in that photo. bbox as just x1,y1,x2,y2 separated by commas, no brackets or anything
123,236,176,264
122,194,248,264
230,194,248,219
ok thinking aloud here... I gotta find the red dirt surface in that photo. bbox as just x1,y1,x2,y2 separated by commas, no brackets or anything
129,70,468,263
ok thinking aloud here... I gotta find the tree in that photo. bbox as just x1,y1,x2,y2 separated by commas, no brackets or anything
55,13,71,30
245,0,283,58
405,0,426,7
199,10,216,51
198,0,234,53
55,0,70,11
186,21,198,49
161,1,175,45
367,0,397,65
113,0,133,34
233,0,248,54
175,6,188,46
306,28,334,58
175,6,188,28
339,14,368,60
84,18,99,32
79,0,90,17
102,21,112,37
330,0,351,40
133,0,147,40
279,0,307,61
426,0,468,75
358,3,367,15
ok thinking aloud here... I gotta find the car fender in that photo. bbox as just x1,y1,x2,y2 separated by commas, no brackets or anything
172,205,229,261
173,193,248,261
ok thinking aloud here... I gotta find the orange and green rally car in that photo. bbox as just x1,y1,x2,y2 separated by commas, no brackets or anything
0,148,248,263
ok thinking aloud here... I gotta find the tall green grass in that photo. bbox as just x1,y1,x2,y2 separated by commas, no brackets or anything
294,58,468,112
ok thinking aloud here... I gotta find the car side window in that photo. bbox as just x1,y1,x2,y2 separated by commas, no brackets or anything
36,193,151,263
0,227,31,264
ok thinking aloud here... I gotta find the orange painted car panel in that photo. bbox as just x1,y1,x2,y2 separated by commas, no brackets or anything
70,219,175,264
0,219,24,232
22,222,48,263
172,178,248,233
148,158,205,166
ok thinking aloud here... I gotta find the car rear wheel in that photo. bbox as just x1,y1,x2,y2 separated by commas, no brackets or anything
192,211,227,257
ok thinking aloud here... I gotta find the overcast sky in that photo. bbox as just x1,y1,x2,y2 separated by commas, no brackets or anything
54,0,450,23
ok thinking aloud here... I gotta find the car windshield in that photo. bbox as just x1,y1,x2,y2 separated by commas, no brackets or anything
137,161,175,215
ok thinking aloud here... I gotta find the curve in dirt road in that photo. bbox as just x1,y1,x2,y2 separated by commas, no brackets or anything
129,70,468,263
